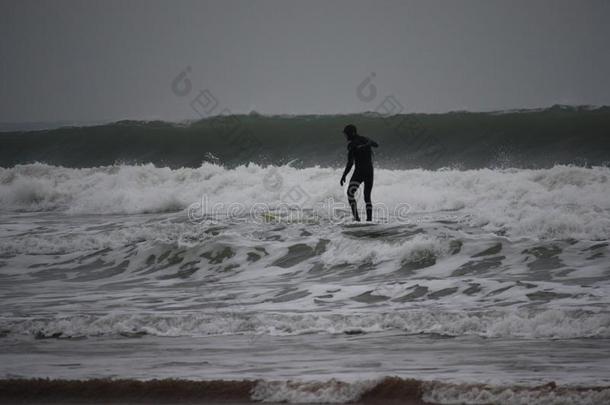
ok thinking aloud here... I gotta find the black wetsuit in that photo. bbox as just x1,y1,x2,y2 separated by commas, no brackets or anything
341,135,378,221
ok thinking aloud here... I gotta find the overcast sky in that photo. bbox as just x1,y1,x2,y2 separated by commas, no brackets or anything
1,0,609,122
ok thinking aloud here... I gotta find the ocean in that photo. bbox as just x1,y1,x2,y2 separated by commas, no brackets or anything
1,107,610,404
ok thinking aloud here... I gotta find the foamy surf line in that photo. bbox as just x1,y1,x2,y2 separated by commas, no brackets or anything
1,377,609,404
4,309,610,339
2,163,610,240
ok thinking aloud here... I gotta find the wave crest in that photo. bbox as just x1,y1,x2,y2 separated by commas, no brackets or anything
1,163,609,240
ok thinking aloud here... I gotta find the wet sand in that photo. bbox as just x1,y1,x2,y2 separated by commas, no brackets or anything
0,377,432,404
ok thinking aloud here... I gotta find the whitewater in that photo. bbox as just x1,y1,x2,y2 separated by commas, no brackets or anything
1,159,610,403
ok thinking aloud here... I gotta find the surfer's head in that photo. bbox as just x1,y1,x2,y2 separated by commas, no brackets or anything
342,124,357,140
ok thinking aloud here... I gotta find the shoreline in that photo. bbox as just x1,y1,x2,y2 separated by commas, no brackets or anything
0,377,429,404
3,377,610,405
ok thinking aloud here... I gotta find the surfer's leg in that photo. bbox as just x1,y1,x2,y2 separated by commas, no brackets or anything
364,175,373,222
347,177,362,221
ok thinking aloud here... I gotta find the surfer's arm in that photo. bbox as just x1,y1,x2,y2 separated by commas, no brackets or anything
340,147,354,186
356,138,378,148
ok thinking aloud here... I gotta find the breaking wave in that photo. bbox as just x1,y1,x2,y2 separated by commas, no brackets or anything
1,106,609,170
1,163,609,240
3,309,609,340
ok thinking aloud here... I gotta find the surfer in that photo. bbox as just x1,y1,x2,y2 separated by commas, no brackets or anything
340,124,378,222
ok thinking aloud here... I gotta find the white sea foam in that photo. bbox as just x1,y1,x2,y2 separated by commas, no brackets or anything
423,382,610,405
319,234,448,267
1,163,609,240
252,379,380,403
2,161,609,392
4,308,608,340
250,378,610,405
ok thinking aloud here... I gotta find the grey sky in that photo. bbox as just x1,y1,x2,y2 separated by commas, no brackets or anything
1,0,609,122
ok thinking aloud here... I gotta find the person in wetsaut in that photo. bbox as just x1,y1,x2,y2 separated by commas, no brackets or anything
340,124,378,222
